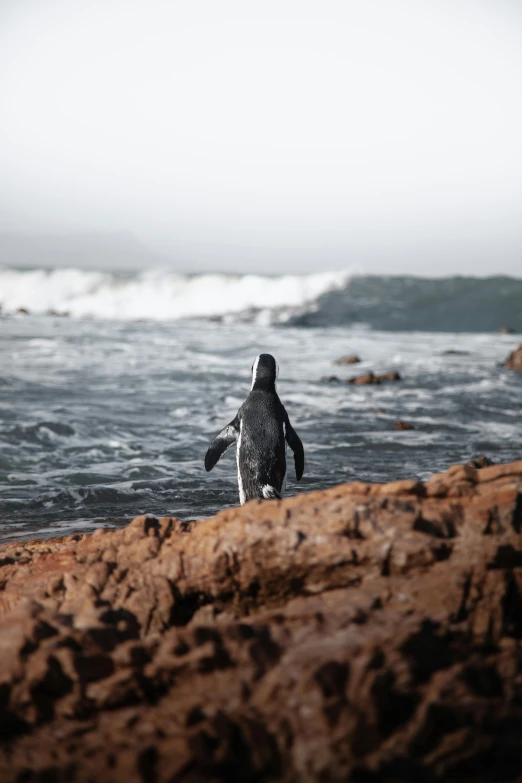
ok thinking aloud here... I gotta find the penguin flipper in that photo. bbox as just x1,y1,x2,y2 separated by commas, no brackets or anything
205,417,239,472
285,419,304,481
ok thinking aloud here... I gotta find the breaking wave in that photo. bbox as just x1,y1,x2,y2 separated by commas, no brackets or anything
1,268,521,330
0,267,352,322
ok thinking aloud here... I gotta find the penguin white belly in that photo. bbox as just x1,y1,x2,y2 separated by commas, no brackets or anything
236,421,246,505
280,423,287,497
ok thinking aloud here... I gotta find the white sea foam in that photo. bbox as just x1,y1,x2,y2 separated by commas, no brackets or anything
0,267,353,321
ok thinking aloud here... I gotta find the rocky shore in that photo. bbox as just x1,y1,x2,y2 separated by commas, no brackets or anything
1,460,522,782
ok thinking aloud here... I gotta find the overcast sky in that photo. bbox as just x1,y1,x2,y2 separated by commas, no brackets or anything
1,0,521,275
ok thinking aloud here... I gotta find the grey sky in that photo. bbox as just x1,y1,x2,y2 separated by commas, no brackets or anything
1,0,521,276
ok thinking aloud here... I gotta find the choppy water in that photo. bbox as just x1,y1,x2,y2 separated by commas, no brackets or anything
1,311,520,542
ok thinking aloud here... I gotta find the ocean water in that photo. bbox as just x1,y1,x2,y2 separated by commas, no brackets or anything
0,268,521,543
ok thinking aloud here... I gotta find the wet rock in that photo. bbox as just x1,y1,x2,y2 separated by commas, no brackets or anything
389,420,415,430
333,354,361,365
346,371,401,385
377,371,401,382
0,461,522,781
497,327,516,334
502,343,522,371
467,455,495,469
320,375,341,383
347,372,381,385
441,349,470,355
15,307,29,315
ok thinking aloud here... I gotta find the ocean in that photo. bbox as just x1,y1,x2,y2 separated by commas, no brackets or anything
0,267,521,542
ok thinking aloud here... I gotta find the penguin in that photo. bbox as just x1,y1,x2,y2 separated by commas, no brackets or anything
204,354,304,504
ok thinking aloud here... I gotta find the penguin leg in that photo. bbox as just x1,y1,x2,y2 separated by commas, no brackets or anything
204,415,240,471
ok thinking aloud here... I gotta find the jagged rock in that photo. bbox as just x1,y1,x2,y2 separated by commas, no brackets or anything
1,461,522,782
333,355,361,365
502,343,522,371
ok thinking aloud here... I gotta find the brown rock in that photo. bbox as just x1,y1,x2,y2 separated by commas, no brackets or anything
389,420,415,430
346,372,380,385
502,342,522,371
376,371,401,382
467,455,495,469
371,478,425,497
1,461,522,782
346,371,401,385
333,354,361,365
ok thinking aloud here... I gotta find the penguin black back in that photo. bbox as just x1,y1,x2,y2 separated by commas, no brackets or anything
251,353,277,390
205,354,304,504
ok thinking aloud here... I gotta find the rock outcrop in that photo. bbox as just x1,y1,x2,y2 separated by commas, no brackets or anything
1,460,522,782
502,343,522,371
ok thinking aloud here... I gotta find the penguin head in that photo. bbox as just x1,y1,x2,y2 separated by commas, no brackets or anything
251,353,277,390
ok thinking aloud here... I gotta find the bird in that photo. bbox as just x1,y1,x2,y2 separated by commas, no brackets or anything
204,354,304,504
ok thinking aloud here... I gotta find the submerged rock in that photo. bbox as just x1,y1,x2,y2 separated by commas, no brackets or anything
1,460,522,782
333,354,361,365
320,375,341,383
346,371,380,384
502,343,522,371
347,371,401,385
389,420,415,430
377,370,401,382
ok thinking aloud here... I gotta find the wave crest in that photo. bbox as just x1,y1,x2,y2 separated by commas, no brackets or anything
0,267,352,322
